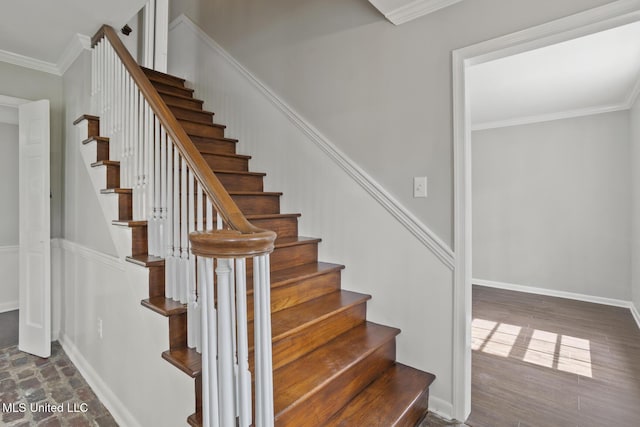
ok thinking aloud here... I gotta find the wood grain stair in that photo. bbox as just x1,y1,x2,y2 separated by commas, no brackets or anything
75,65,435,426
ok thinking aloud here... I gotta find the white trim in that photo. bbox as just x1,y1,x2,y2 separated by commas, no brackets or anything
170,15,455,270
631,303,640,330
472,103,629,131
0,49,59,75
452,0,640,421
0,33,90,76
474,278,633,308
626,67,640,108
58,239,125,272
0,301,18,314
57,34,91,75
428,395,454,421
58,333,143,427
0,95,29,108
0,245,19,253
382,0,464,25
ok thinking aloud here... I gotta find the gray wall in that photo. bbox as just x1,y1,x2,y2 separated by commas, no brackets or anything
169,0,615,247
0,123,19,245
473,111,631,300
0,61,64,239
631,95,640,312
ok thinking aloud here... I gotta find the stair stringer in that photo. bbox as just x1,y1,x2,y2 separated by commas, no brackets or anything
69,118,195,426
76,121,135,259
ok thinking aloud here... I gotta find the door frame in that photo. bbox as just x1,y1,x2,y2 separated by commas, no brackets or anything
450,0,640,420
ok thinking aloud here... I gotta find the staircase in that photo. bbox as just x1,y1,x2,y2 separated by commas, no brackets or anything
76,30,435,426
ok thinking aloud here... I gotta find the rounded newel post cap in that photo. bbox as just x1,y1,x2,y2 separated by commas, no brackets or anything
189,229,277,258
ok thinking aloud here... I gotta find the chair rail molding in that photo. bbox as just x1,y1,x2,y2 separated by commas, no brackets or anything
368,0,464,25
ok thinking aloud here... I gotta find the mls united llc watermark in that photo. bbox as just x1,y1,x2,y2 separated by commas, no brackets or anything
2,402,89,414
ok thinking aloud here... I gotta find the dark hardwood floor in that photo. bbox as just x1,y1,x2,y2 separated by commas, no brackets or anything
468,285,640,427
0,309,19,348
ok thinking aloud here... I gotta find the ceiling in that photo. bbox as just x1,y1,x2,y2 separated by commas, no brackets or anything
469,21,640,130
0,0,146,74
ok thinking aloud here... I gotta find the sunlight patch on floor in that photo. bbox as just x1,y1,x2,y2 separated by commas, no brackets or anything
472,318,593,377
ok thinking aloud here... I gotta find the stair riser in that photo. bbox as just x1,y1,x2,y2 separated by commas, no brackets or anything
247,242,317,275
148,265,166,298
118,193,133,221
247,270,341,322
131,227,148,256
248,216,297,239
181,120,225,139
103,164,120,189
143,69,186,87
96,140,109,162
233,194,280,215
169,313,187,351
258,303,367,372
399,388,430,427
152,81,193,98
160,93,203,110
216,173,264,192
193,137,237,155
203,154,248,172
275,340,396,426
171,107,213,125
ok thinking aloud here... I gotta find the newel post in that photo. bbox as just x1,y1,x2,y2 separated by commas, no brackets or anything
190,229,276,427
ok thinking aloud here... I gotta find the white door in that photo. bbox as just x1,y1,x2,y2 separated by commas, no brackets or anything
18,100,51,358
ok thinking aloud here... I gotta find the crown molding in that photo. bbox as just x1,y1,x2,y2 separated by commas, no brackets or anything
57,33,91,75
471,102,629,131
0,33,90,76
369,0,463,25
0,48,59,75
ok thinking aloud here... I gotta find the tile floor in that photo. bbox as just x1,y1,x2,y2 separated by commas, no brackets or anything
0,341,117,426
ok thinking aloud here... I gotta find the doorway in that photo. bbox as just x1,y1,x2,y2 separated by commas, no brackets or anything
0,95,52,358
451,1,640,421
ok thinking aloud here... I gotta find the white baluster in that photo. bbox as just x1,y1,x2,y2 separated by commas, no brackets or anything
180,157,189,303
254,254,274,427
165,139,175,300
235,258,252,427
216,257,236,427
173,148,181,300
187,169,197,348
200,257,220,427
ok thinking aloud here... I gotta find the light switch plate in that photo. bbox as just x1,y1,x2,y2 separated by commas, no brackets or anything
414,177,427,198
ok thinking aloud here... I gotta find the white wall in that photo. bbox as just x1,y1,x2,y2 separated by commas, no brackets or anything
0,122,19,311
169,0,615,247
473,112,631,300
630,95,640,315
58,52,193,426
168,19,454,415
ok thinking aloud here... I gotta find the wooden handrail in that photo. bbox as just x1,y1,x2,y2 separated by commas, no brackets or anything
93,25,275,256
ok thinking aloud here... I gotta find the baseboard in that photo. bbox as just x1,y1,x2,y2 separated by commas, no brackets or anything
428,395,454,421
169,14,455,270
0,301,18,313
631,303,640,330
58,333,143,427
474,278,640,331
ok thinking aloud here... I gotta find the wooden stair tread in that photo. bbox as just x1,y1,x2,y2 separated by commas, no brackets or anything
91,160,119,167
187,412,201,427
201,151,250,160
82,136,109,145
273,322,400,414
213,169,266,177
100,188,131,194
274,236,320,247
266,290,370,343
157,88,202,102
112,220,147,227
324,363,436,427
73,114,99,125
179,117,226,130
126,255,165,267
228,190,283,197
167,103,214,116
162,347,201,377
141,66,186,83
267,261,343,290
141,297,186,316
